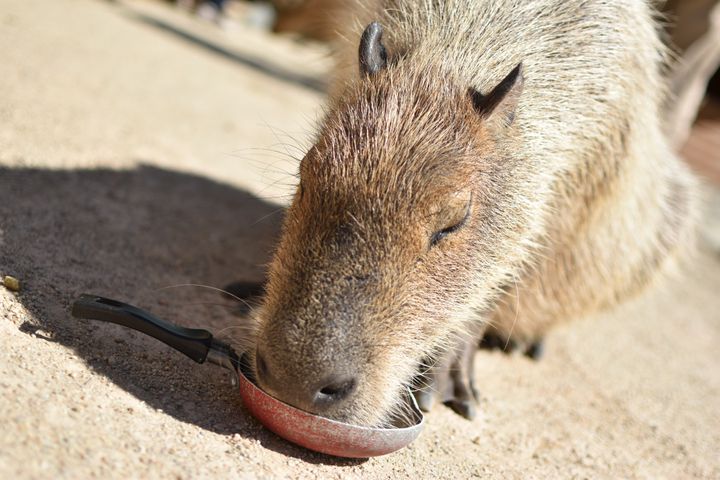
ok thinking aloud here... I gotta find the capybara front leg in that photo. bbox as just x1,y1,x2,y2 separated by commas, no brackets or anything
412,323,485,420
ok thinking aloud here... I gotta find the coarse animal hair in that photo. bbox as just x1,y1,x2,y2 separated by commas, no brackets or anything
251,0,698,426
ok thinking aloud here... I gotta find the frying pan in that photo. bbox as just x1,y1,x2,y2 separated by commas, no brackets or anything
71,294,424,458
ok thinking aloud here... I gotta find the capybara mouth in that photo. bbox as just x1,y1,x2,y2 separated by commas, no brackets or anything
237,353,426,457
253,374,417,428
250,344,417,428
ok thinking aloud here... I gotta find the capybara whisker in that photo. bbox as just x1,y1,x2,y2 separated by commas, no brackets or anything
155,283,254,309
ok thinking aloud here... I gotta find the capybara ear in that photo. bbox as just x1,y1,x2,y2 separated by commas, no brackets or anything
469,63,524,127
359,22,388,76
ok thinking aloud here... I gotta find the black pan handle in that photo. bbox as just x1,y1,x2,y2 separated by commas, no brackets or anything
71,294,215,364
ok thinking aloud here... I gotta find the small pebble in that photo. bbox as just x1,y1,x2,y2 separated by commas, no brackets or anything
2,275,20,292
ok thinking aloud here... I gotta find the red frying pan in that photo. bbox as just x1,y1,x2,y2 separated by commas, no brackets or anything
71,294,424,458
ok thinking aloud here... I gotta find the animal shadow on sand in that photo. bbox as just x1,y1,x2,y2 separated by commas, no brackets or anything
0,164,362,465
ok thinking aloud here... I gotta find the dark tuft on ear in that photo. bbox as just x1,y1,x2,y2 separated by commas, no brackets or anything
359,22,387,76
469,63,524,127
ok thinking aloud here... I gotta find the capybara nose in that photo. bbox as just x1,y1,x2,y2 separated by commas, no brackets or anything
313,375,356,407
255,349,357,414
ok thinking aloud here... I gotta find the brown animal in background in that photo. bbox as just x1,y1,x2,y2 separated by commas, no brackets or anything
269,0,346,41
248,0,698,427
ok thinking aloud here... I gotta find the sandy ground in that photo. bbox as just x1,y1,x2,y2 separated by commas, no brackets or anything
1,0,719,478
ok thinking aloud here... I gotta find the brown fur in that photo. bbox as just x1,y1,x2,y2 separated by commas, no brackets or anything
270,0,349,41
252,0,698,427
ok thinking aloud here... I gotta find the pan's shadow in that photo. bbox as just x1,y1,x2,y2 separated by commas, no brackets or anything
0,164,363,466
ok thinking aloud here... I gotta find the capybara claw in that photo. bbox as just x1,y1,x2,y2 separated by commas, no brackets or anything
524,339,545,360
445,398,477,420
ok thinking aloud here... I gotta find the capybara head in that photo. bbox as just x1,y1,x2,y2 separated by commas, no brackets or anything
253,22,531,426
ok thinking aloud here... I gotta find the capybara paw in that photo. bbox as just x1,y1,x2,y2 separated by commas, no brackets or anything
412,361,478,420
446,396,477,420
524,339,544,360
479,330,518,354
412,329,482,420
479,331,544,361
443,339,480,420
